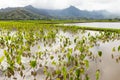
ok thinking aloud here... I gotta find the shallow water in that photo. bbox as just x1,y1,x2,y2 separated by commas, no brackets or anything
88,40,120,80
0,29,120,80
65,22,120,29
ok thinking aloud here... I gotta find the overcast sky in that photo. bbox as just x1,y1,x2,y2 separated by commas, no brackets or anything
0,0,119,13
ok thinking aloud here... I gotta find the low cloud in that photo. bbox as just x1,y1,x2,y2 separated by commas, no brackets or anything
0,0,119,13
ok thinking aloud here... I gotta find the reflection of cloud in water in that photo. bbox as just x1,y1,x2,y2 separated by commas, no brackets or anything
88,40,120,80
0,30,120,80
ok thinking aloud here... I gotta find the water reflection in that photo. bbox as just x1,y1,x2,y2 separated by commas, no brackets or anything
0,29,120,80
65,22,120,29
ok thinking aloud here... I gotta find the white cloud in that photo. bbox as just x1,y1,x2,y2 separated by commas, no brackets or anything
0,0,33,8
0,0,119,13
32,0,69,9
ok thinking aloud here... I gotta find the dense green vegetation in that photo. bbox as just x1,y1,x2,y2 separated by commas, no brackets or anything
0,21,120,80
0,9,43,20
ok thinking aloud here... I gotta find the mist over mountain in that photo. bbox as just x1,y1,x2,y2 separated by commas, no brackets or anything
0,5,118,20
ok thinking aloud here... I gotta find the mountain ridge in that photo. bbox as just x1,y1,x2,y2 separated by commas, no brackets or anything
0,5,116,20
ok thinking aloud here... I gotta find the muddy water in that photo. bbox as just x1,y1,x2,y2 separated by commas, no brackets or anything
64,22,120,79
28,31,120,80
0,30,120,80
88,40,120,80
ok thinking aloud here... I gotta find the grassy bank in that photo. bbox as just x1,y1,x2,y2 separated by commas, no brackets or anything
56,24,120,33
0,19,120,24
0,20,120,32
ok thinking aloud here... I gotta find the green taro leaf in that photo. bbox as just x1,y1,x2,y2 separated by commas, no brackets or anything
56,78,60,80
118,46,120,52
0,56,4,63
16,55,21,65
96,69,100,80
75,69,80,78
80,54,85,60
80,68,85,74
85,74,90,80
79,47,84,53
62,66,67,80
98,51,102,57
30,60,37,68
84,60,89,69
50,56,54,60
112,47,116,52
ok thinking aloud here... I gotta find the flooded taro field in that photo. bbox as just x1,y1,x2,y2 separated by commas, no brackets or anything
0,22,120,80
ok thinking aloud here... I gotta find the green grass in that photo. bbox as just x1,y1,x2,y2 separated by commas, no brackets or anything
0,19,120,24
56,25,120,33
0,20,120,32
